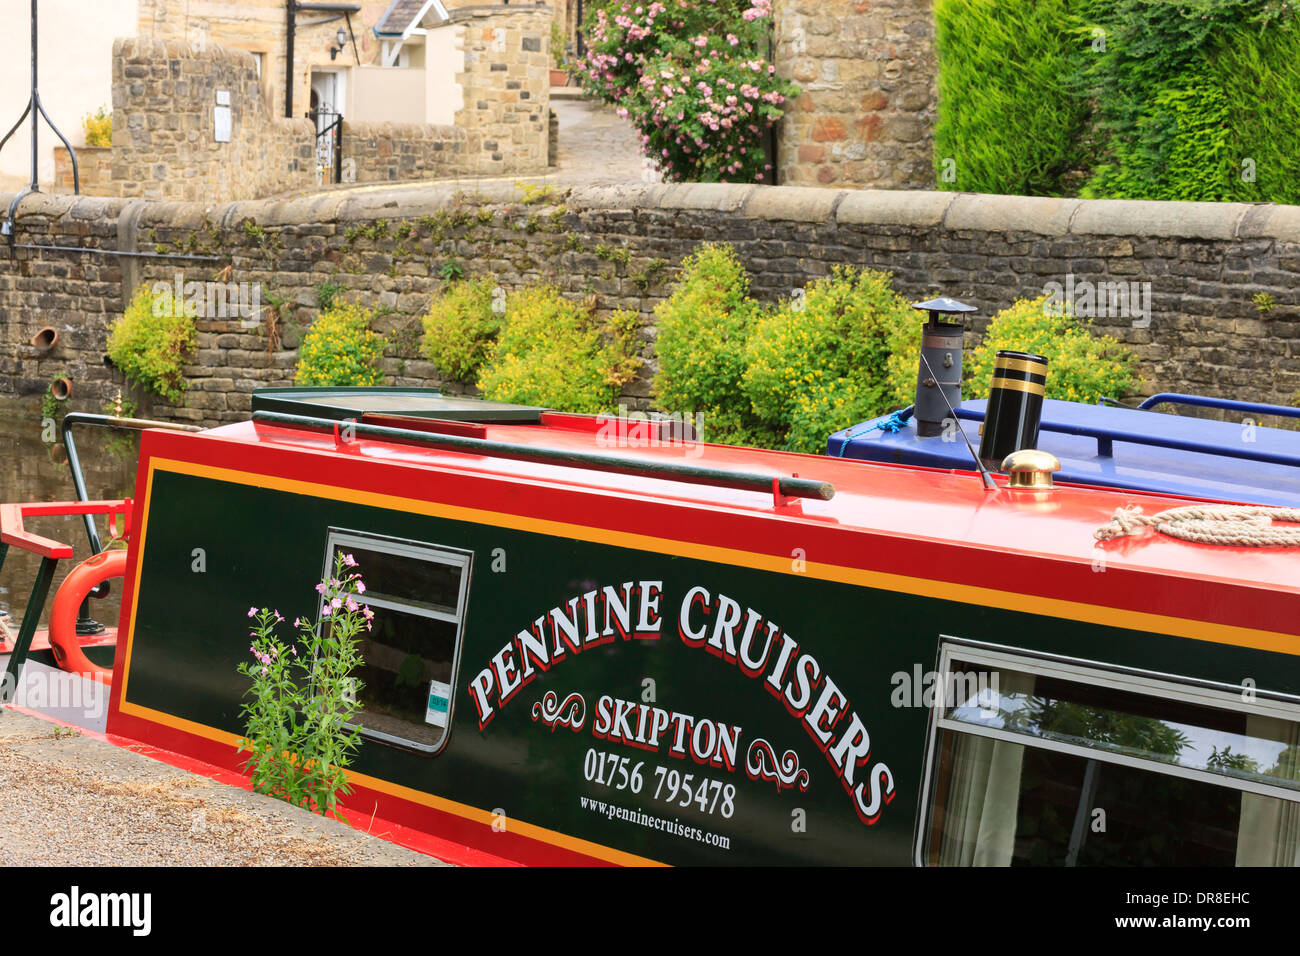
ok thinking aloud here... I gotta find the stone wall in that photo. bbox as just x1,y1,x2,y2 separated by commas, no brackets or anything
446,7,552,176
2,184,1298,428
773,0,936,190
345,122,470,183
107,37,315,202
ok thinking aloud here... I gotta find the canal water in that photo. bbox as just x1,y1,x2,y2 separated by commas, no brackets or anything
0,399,138,630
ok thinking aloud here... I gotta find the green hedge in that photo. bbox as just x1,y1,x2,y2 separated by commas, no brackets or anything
935,0,1300,203
933,0,1090,196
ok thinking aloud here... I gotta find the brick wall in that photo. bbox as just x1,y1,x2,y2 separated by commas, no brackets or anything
3,184,1297,427
774,0,936,189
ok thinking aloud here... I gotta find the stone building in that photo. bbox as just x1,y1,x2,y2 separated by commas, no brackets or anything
773,0,936,189
43,0,554,201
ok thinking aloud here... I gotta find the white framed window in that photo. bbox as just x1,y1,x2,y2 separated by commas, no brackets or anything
917,640,1300,866
322,528,473,755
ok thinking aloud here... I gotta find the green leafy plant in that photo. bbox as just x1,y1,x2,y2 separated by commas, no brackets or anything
40,380,61,422
237,551,368,819
595,243,632,267
518,181,560,205
106,284,197,404
316,279,345,312
552,19,568,68
294,301,386,386
420,277,504,381
743,267,915,452
933,0,1300,202
440,258,465,282
652,243,772,446
884,295,1139,407
82,105,112,147
1254,291,1277,314
478,287,641,412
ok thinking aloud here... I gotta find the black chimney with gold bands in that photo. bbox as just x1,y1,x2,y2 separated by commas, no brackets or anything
979,350,1048,468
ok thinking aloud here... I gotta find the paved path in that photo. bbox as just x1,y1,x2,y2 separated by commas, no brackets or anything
549,95,649,184
0,708,444,866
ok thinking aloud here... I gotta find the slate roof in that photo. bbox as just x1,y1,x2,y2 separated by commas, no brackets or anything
374,0,447,35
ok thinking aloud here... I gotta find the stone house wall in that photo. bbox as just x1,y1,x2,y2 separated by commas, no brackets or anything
773,0,936,190
445,7,552,177
139,0,394,119
105,37,315,202
53,28,550,203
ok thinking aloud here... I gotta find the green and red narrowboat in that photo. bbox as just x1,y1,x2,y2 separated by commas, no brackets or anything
5,383,1300,866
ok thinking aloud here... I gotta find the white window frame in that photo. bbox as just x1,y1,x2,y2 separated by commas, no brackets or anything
914,637,1300,866
322,527,473,755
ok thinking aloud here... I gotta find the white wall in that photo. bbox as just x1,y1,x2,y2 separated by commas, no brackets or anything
425,25,463,126
0,0,137,190
352,28,463,127
353,65,426,124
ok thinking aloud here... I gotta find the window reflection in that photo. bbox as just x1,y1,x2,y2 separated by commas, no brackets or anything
927,655,1300,866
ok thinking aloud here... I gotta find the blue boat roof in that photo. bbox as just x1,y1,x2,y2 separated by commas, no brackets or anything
828,397,1300,507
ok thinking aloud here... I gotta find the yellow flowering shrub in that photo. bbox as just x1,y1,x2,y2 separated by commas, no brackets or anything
420,277,503,381
477,286,641,412
106,284,197,404
884,295,1139,408
294,302,386,386
744,266,914,452
652,243,773,446
83,106,111,147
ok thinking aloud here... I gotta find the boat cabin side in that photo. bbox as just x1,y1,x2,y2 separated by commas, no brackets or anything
101,411,1300,866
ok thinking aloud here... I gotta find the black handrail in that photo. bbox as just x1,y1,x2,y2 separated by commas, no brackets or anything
59,413,202,632
252,411,836,501
61,413,202,553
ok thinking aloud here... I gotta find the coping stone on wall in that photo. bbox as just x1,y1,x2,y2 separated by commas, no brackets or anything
66,195,132,221
657,182,757,213
570,183,668,210
1237,203,1300,244
742,185,843,223
944,193,1082,237
835,189,956,229
1068,198,1252,241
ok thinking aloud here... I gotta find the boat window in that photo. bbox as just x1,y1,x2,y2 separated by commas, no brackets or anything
323,530,472,754
919,643,1300,866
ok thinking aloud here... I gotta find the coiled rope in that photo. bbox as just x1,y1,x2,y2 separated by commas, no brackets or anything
1094,504,1300,548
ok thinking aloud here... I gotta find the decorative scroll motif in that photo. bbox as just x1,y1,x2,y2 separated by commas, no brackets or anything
531,691,586,732
745,738,810,792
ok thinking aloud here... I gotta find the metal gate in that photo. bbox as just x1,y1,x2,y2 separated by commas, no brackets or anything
308,109,343,186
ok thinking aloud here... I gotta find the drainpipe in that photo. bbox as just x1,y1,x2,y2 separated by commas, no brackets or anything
285,0,296,118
